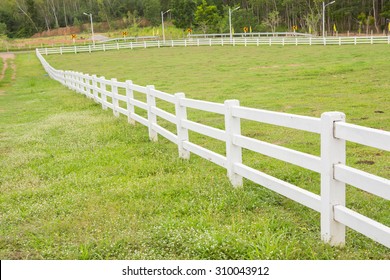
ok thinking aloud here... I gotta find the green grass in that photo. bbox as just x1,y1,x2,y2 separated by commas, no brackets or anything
1,45,389,259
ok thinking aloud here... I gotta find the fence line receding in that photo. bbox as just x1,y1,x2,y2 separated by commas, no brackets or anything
36,36,390,55
35,48,390,249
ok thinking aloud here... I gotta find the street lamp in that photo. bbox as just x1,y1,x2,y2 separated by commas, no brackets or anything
161,9,171,43
386,19,390,36
83,12,95,46
322,1,335,37
229,6,240,41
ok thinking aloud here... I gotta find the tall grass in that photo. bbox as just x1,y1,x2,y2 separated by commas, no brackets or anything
1,46,389,259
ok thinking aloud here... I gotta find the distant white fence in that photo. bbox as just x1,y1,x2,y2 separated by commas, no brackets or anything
35,49,390,248
37,36,390,55
188,32,312,38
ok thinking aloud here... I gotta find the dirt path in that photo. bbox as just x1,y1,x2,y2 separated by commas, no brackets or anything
0,53,16,82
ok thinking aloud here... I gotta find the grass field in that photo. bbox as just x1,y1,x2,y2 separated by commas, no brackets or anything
1,45,389,259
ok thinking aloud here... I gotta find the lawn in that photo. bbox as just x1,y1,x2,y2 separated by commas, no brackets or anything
1,45,389,259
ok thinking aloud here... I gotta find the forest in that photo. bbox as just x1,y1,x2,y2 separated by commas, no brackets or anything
0,0,390,38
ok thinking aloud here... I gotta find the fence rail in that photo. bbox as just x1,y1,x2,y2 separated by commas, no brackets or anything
35,49,390,249
37,36,390,55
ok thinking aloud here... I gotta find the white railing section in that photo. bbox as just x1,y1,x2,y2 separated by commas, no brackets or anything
37,36,390,55
36,49,390,249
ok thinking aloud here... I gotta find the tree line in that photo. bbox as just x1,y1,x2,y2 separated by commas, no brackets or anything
1,0,390,38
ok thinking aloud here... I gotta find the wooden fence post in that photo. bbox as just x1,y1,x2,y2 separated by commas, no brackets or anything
225,100,243,187
74,72,79,93
111,78,119,117
92,75,98,102
175,93,190,159
73,72,77,92
64,71,68,88
84,74,90,97
66,71,69,88
147,85,158,142
67,71,72,89
68,71,73,90
77,73,81,93
82,74,87,95
126,80,135,125
101,76,107,110
61,70,65,85
81,74,86,96
320,112,346,246
79,73,84,95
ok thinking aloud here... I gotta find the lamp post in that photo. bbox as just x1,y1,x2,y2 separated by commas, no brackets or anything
386,19,390,36
229,6,240,41
161,9,171,43
83,12,95,46
322,1,335,37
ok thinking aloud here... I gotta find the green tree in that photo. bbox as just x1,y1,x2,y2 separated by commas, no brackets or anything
171,0,196,29
380,1,390,19
262,10,280,33
195,0,222,33
0,22,8,36
304,10,321,35
233,8,258,33
144,0,161,26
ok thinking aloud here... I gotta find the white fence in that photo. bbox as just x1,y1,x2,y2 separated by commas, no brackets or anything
36,36,390,55
35,49,390,248
187,32,312,38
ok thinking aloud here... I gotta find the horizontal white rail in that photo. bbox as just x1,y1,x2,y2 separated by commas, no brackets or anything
151,88,176,103
130,113,148,127
116,106,128,116
110,79,126,88
232,106,321,134
334,205,390,248
35,48,390,249
151,123,178,144
335,122,390,151
182,119,226,142
115,94,127,102
233,134,321,173
104,102,114,110
130,99,148,111
334,164,390,200
234,162,321,212
130,84,148,94
183,141,227,168
151,106,177,124
180,98,225,115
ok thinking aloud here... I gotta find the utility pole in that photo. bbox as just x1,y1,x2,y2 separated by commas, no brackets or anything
229,6,240,42
161,9,171,43
83,12,95,46
322,1,335,38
